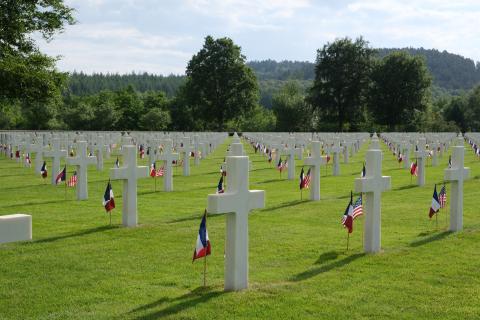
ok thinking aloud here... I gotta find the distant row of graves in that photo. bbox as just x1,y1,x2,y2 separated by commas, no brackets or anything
0,131,476,291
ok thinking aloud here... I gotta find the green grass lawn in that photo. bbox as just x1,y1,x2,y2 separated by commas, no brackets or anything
1,137,480,319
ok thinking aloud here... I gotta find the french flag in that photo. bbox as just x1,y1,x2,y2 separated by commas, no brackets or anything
103,181,115,212
193,212,211,261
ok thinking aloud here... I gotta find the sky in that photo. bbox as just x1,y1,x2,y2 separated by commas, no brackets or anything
36,0,480,75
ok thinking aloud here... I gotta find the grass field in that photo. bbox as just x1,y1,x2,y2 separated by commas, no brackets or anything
1,137,480,319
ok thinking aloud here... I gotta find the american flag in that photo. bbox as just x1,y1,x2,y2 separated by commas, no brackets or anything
156,165,164,177
303,168,311,189
352,195,363,219
439,185,447,208
67,171,77,187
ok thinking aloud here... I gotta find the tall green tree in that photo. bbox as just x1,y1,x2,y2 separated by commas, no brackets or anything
272,81,312,131
0,0,74,105
368,52,432,130
114,86,144,130
181,36,259,131
307,37,375,131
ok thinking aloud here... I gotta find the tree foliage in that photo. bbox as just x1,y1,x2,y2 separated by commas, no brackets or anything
368,52,432,130
180,36,259,131
308,37,375,131
272,81,312,131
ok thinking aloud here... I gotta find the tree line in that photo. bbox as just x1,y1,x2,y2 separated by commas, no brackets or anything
1,0,479,132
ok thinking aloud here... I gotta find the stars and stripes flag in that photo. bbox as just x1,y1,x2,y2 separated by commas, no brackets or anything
429,184,441,218
67,171,77,187
303,168,311,189
40,161,48,178
55,166,66,184
398,153,403,163
352,195,363,219
360,163,366,178
410,161,418,176
341,194,354,234
193,211,211,261
326,154,331,163
268,150,272,163
103,180,115,212
156,165,164,177
439,184,447,208
217,176,224,194
115,157,120,168
15,150,20,159
150,162,164,177
448,155,452,168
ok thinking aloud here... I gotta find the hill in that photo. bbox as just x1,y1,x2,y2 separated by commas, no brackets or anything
65,48,480,107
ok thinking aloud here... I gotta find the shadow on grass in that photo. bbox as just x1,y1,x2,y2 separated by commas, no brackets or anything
291,253,365,282
409,231,452,247
130,286,223,319
2,199,76,208
0,173,30,178
261,199,308,213
29,225,120,244
256,178,286,184
394,184,418,191
167,213,223,224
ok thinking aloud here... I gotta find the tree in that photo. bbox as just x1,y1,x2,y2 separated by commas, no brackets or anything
0,0,74,105
114,86,144,130
307,37,375,131
90,91,119,130
272,81,312,131
181,36,259,131
140,108,171,131
368,52,432,130
443,96,467,131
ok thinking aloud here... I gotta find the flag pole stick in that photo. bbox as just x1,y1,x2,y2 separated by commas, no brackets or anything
301,188,303,200
203,210,208,287
110,210,112,225
436,211,438,229
154,176,156,192
346,232,350,251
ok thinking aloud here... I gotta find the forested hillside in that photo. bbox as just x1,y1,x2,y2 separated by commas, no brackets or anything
66,72,185,97
66,48,480,108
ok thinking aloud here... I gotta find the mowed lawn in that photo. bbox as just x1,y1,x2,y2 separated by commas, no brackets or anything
1,137,480,320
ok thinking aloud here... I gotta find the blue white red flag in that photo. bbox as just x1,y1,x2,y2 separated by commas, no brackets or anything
429,184,441,218
193,211,211,261
103,181,115,212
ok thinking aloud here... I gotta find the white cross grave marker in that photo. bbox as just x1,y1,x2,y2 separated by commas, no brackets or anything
179,137,192,176
110,145,149,227
303,141,326,201
284,137,302,180
157,139,179,192
66,141,97,200
207,155,265,291
355,135,391,253
43,138,67,185
444,136,470,232
28,139,45,174
331,139,342,176
414,137,428,186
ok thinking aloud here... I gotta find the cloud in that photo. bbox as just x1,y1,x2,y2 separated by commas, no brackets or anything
35,0,480,74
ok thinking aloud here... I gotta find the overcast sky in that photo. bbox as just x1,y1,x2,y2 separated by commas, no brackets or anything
36,0,480,75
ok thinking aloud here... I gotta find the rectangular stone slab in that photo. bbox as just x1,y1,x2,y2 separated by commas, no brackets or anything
0,214,32,244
